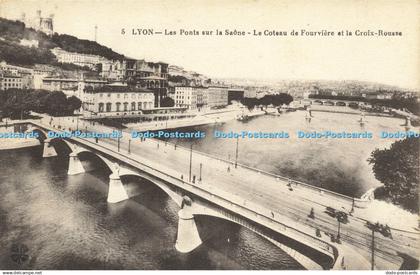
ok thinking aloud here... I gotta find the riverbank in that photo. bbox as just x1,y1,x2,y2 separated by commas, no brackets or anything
0,138,40,150
310,105,394,117
126,107,266,131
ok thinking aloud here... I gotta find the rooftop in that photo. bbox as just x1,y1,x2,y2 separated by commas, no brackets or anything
43,77,107,83
87,85,153,94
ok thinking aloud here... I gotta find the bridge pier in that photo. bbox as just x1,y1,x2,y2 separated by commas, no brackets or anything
67,152,85,175
175,207,202,253
42,139,57,158
107,172,129,203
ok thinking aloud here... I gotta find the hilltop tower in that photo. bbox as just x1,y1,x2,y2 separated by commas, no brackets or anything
22,10,54,36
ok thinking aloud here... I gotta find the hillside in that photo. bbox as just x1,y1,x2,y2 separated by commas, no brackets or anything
0,17,124,66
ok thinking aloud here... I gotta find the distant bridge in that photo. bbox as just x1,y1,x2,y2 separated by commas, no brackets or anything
302,99,365,107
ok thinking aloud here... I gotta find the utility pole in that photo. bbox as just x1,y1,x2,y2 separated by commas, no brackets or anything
128,139,131,154
337,219,341,241
199,163,202,182
235,136,239,168
366,221,391,270
118,137,120,152
189,143,193,182
371,228,375,270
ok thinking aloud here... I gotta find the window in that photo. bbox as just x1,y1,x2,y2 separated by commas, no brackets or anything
123,102,128,111
107,93,111,97
116,102,121,112
138,102,142,110
106,103,112,112
98,103,104,112
131,102,136,111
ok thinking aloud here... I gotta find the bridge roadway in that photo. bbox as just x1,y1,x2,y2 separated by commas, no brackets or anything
3,116,419,270
91,125,419,270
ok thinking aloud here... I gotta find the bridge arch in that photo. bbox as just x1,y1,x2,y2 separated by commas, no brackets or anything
72,148,114,173
26,125,75,155
190,206,336,270
26,126,48,141
117,169,183,207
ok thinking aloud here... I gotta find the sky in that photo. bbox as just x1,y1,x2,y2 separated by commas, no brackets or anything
0,0,419,89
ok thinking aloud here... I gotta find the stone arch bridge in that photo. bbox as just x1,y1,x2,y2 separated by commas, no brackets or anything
23,123,346,270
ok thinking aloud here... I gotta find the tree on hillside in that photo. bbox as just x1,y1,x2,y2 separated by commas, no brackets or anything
0,89,82,118
66,96,82,112
241,94,294,109
160,97,175,107
368,138,419,212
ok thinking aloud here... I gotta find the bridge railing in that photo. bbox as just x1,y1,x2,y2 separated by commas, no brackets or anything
142,136,370,210
34,115,370,211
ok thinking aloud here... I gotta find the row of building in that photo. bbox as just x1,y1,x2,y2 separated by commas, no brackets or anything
0,62,56,91
173,86,245,111
48,48,170,106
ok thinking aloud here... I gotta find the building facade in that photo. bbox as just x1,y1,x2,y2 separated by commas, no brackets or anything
175,86,228,110
0,62,33,89
174,86,198,110
0,74,23,90
42,77,107,93
101,59,169,107
51,47,109,70
82,84,154,117
205,87,229,108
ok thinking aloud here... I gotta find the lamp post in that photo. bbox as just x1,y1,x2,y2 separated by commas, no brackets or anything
188,143,193,182
366,221,392,270
199,163,202,182
118,136,121,152
234,136,239,168
336,211,347,243
371,227,375,270
128,139,131,154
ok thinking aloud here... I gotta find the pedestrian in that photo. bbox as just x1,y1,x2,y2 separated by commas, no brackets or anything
227,166,230,172
308,208,315,219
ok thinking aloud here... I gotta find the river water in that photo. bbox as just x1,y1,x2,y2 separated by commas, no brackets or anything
0,111,405,269
165,111,405,197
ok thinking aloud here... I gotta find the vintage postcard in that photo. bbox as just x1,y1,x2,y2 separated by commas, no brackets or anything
0,0,418,273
